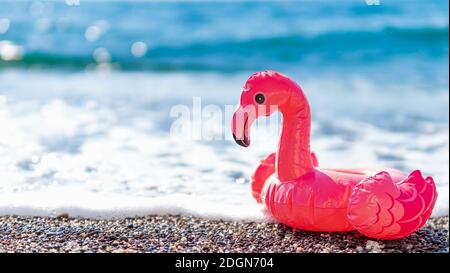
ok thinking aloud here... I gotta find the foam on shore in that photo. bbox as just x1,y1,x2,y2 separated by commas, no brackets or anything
0,71,448,220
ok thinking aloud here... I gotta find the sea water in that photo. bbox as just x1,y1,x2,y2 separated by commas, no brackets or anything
0,0,448,219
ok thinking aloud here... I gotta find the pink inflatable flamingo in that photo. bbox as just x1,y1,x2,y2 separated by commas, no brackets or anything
231,70,437,240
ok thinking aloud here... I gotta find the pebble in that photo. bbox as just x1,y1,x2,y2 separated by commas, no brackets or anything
0,215,447,253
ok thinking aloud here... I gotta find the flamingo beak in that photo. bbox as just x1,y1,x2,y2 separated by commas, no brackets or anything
232,118,250,147
231,106,253,147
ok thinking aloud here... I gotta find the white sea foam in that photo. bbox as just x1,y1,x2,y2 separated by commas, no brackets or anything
0,70,448,220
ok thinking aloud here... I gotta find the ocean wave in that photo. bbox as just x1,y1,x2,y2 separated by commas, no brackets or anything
1,26,448,72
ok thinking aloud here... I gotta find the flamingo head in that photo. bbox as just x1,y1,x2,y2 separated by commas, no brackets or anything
231,70,304,147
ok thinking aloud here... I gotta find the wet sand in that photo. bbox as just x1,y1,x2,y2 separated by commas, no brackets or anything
0,215,448,253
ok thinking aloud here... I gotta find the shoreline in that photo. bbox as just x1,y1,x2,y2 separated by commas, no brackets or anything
0,215,448,253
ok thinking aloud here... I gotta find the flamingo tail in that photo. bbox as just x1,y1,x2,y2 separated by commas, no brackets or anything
347,170,438,240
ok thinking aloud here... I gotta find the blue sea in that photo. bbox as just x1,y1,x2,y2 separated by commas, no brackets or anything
0,0,448,219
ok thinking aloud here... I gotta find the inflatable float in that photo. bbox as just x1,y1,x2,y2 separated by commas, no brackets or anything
231,70,437,240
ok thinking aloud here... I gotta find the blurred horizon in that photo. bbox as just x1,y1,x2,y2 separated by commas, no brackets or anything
1,0,448,79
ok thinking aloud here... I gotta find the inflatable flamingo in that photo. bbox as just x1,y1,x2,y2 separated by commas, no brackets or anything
231,70,437,240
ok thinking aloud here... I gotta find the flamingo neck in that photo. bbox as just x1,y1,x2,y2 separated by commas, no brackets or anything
276,101,313,182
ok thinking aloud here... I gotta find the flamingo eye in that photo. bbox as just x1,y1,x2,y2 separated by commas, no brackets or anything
255,93,265,104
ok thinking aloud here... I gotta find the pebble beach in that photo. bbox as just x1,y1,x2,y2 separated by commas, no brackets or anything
0,215,448,253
